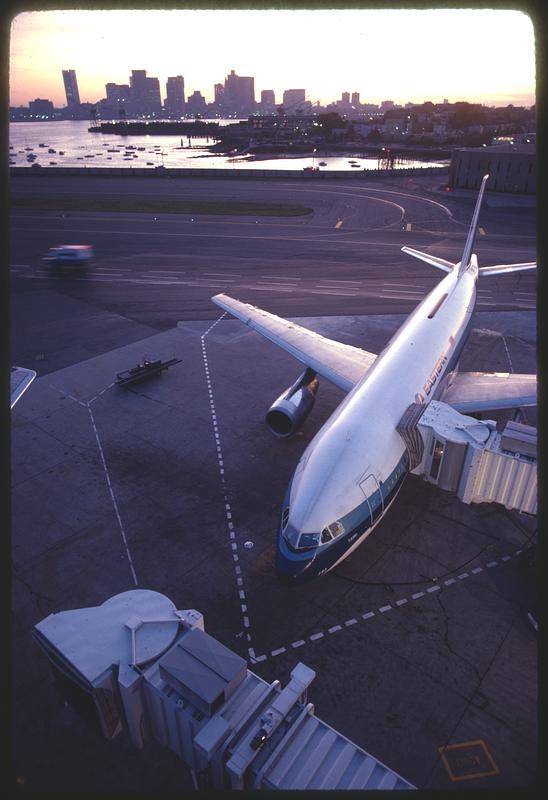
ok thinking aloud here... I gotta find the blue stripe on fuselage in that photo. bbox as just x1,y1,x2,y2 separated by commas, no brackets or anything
276,450,410,583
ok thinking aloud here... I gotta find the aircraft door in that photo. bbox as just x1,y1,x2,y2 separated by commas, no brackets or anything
358,474,377,527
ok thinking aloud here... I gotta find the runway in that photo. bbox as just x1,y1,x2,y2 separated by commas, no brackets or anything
10,174,536,373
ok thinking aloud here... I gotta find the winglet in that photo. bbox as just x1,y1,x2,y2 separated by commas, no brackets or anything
459,174,489,275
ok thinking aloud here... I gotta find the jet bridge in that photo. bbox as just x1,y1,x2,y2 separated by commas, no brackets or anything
398,401,536,515
33,590,414,791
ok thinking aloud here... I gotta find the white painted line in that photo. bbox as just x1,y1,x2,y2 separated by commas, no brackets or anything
246,285,294,293
471,567,483,574
457,572,469,580
444,578,456,585
87,406,138,586
254,654,267,663
344,618,358,626
379,605,392,613
328,625,342,634
427,585,441,593
310,632,324,641
362,611,375,620
395,598,408,606
411,591,425,599
291,640,306,648
271,647,286,657
501,555,512,562
309,289,358,296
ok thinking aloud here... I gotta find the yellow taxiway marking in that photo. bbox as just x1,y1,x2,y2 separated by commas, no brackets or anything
439,739,500,782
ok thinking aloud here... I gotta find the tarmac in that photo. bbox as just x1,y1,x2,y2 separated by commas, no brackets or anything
11,308,537,791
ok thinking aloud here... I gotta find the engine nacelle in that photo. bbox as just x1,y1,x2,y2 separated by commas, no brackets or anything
266,368,319,438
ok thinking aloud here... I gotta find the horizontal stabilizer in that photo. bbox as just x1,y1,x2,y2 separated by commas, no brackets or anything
211,293,377,393
479,262,536,277
439,371,536,414
401,246,454,273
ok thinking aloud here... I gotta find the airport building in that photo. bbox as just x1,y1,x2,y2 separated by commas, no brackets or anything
62,69,81,107
448,144,535,194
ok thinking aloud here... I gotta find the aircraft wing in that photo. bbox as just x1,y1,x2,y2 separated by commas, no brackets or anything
212,293,377,392
11,366,37,408
439,371,536,413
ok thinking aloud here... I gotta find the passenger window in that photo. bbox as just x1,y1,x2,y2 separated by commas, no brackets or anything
321,528,333,544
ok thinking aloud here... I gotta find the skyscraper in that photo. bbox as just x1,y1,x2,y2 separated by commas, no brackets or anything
129,70,162,115
62,70,81,107
224,70,255,115
282,89,306,111
166,76,185,116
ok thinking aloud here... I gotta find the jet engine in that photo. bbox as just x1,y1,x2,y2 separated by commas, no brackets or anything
266,368,319,438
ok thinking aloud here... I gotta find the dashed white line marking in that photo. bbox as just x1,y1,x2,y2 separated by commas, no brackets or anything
202,311,256,660
259,552,520,662
88,405,138,585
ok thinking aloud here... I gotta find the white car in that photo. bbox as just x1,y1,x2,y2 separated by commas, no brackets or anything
42,245,94,267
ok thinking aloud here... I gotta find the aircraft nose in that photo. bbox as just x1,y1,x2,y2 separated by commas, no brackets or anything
275,547,316,585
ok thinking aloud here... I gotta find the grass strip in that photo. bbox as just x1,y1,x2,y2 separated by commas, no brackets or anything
12,197,313,217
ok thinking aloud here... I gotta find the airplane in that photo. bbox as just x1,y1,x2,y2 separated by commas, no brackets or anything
212,175,536,583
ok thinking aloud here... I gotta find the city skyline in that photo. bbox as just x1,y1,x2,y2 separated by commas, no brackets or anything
9,8,535,109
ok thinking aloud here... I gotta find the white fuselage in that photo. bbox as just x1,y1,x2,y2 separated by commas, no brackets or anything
287,262,478,544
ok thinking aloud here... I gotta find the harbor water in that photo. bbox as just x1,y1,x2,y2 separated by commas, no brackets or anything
9,120,449,172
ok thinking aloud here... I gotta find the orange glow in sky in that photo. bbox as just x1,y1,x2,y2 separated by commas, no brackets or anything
9,8,535,108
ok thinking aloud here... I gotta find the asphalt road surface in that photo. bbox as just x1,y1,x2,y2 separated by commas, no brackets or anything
10,174,536,374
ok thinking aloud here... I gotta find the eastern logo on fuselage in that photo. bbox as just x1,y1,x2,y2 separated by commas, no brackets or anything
423,352,448,397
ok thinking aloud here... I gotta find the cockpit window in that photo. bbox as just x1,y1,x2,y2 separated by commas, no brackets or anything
321,521,345,544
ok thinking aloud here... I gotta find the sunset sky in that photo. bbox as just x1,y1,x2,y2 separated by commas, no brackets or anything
9,8,536,108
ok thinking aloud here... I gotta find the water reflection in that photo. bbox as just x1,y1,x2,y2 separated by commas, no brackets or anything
10,120,448,171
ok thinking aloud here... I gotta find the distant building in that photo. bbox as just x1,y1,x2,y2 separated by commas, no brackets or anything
129,69,162,115
214,83,224,104
260,89,276,108
283,89,306,112
29,98,54,116
106,83,130,103
380,100,396,111
186,90,207,116
351,92,360,107
448,144,535,194
166,76,185,116
62,69,81,107
341,92,350,105
224,70,255,115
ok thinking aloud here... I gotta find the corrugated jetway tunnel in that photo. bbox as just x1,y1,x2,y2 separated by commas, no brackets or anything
398,400,536,516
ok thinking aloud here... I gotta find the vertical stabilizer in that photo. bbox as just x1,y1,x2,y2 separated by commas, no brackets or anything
458,174,489,275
